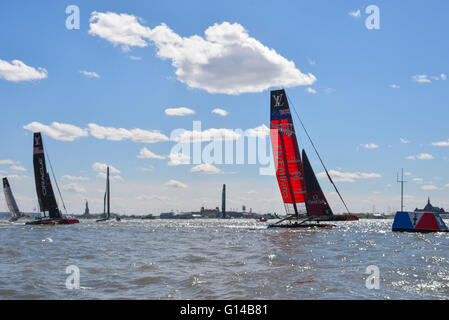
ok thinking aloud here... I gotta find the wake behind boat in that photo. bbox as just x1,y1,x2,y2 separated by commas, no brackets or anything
267,89,357,229
26,132,79,226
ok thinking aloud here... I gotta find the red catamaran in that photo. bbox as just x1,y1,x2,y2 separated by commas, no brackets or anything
268,89,358,228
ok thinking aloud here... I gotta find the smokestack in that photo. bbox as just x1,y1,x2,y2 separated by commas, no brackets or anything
222,184,226,218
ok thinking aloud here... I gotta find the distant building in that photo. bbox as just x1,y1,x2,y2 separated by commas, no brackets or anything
200,207,220,217
160,212,175,219
415,198,448,214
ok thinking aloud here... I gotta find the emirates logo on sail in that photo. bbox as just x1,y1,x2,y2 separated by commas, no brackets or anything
270,122,294,136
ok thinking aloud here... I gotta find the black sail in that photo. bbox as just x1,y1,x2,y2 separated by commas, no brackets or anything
33,132,61,219
302,150,333,216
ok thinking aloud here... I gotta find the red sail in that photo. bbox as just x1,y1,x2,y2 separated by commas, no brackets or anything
302,150,333,216
270,89,306,205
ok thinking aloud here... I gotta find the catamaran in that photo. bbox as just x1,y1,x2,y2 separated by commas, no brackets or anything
2,177,30,222
26,132,79,225
268,89,358,228
96,166,120,222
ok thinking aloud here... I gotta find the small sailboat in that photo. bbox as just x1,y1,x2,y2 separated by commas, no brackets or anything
2,177,29,222
96,166,120,222
26,132,79,225
268,89,357,229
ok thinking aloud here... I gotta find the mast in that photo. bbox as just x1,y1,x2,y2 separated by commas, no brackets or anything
270,89,306,217
33,132,61,219
222,184,226,218
106,166,110,219
397,168,406,212
3,178,20,218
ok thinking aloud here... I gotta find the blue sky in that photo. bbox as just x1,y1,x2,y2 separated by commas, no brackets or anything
1,0,448,215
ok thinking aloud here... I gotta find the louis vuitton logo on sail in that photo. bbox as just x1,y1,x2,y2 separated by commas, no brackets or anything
272,93,284,108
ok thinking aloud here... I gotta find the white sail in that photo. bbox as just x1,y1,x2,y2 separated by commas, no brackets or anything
3,178,20,218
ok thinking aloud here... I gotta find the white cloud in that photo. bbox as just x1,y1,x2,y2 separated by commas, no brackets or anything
407,153,434,160
432,139,449,147
89,13,316,94
400,138,410,144
307,57,316,65
62,175,89,181
88,123,169,143
361,143,379,149
0,160,15,165
92,162,120,174
412,178,423,183
164,107,195,116
130,56,142,61
140,165,154,172
190,163,222,174
167,153,191,166
212,108,228,116
97,172,123,181
441,73,447,80
165,179,188,188
23,122,88,141
412,74,431,83
88,11,153,51
10,165,26,172
136,194,171,201
246,124,270,138
306,87,317,94
390,84,400,89
137,147,165,160
79,70,100,78
172,124,270,143
317,170,381,182
421,185,438,190
172,128,241,143
348,9,361,18
0,59,48,82
444,183,449,188
5,174,29,180
62,183,87,194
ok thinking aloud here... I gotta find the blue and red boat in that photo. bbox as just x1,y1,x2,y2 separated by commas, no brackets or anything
392,211,448,233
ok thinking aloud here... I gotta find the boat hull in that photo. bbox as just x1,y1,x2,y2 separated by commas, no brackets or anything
268,223,335,229
25,218,79,225
392,211,448,233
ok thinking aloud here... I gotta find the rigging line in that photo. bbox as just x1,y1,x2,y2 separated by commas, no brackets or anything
285,93,351,214
44,146,67,214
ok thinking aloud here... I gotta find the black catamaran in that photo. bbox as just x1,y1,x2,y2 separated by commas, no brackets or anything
2,177,29,222
96,166,120,222
268,89,358,228
26,132,79,225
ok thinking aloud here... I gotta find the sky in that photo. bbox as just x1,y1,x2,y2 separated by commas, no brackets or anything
0,0,448,216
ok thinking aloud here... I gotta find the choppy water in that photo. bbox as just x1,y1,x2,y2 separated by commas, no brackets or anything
1,218,449,299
